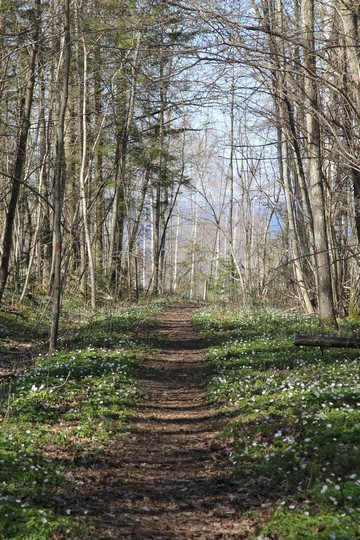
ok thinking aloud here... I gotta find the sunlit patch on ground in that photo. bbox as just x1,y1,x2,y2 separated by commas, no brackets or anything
194,307,360,539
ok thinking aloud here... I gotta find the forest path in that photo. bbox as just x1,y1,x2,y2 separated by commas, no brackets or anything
77,304,255,539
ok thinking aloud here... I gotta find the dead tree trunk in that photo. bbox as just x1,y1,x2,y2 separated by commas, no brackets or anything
295,336,360,349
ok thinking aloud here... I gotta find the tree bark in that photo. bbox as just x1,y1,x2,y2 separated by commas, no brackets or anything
108,34,141,286
301,0,337,327
78,39,96,311
49,0,71,354
340,0,360,243
295,335,360,349
0,0,40,303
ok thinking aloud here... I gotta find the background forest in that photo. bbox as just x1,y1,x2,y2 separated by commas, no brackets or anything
0,0,359,348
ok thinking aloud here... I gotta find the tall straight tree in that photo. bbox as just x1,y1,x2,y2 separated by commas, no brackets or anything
265,0,315,313
338,0,360,317
339,0,360,242
0,0,40,303
107,29,142,290
49,0,71,353
301,0,337,326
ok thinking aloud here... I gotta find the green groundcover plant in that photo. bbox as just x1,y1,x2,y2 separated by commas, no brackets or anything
0,302,164,539
193,307,360,540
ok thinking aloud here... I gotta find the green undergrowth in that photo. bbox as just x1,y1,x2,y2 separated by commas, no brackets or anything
193,307,360,540
0,301,48,339
0,301,165,539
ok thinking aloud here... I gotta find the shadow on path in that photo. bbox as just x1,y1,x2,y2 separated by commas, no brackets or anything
67,304,263,539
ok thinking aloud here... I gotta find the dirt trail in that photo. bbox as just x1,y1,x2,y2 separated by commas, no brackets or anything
75,304,255,539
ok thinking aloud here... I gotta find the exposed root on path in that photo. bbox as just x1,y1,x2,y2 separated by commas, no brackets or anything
68,304,259,539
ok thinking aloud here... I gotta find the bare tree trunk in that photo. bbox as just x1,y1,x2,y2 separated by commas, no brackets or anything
93,50,105,276
152,47,170,295
49,0,71,353
301,0,337,327
227,43,237,295
20,158,47,302
281,134,314,313
37,65,52,291
108,34,141,286
340,0,360,242
0,0,40,303
142,228,147,291
78,39,96,311
339,0,360,317
124,166,151,291
173,210,180,293
189,190,199,299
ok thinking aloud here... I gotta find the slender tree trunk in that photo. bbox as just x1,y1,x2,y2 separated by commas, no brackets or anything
173,210,180,293
152,48,168,295
79,40,96,311
0,0,40,303
150,188,156,286
301,0,337,327
37,64,52,291
142,228,147,290
20,158,47,302
340,0,360,243
281,134,314,313
272,17,314,310
189,190,199,299
49,0,71,353
152,141,163,295
93,51,104,275
228,43,236,294
124,167,151,293
108,35,141,286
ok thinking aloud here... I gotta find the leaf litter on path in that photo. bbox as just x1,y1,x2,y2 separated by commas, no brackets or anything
64,304,259,539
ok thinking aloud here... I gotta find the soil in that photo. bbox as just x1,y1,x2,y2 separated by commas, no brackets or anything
63,304,260,539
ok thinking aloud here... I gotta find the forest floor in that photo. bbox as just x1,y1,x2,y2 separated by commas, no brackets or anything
1,301,359,538
66,304,258,539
